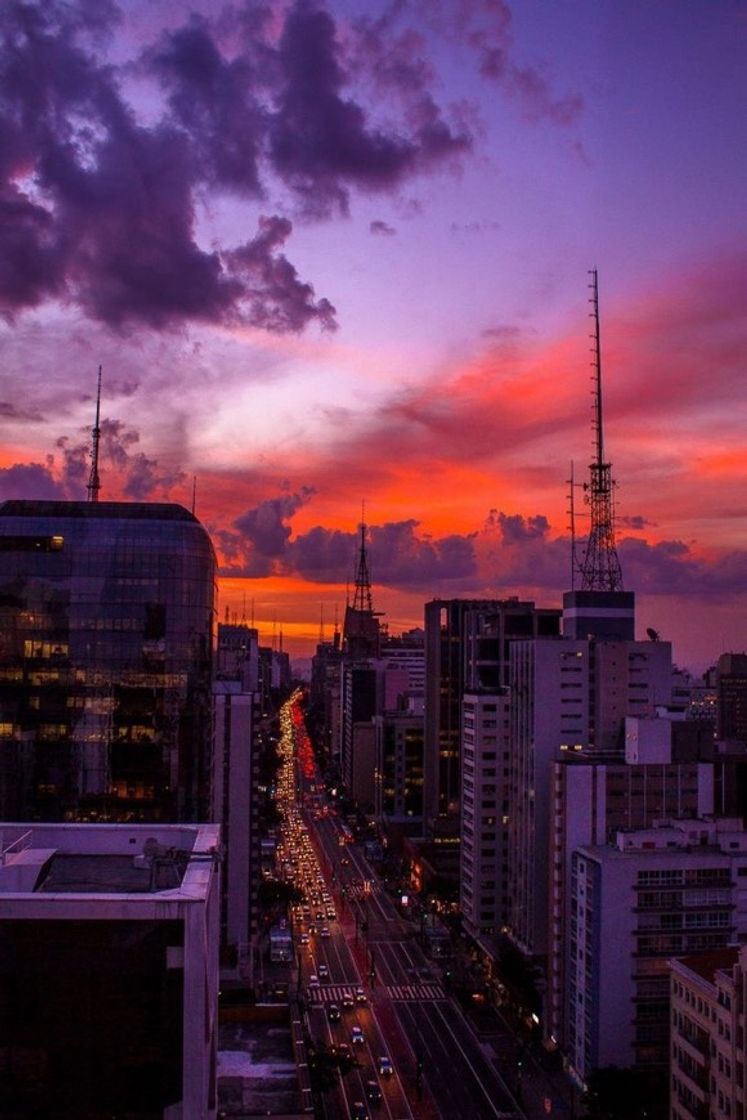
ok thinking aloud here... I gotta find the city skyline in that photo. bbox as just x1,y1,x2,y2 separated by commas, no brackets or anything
0,0,745,669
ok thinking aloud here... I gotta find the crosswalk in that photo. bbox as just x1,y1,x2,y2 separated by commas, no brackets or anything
306,984,362,1004
306,981,446,1003
387,983,445,1001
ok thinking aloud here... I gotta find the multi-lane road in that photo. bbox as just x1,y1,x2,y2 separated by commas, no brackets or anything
280,692,522,1120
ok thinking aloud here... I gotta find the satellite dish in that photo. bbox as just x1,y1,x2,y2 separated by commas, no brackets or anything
646,628,660,642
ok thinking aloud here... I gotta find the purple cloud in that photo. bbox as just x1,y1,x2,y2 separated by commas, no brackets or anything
0,0,471,330
370,220,396,236
268,1,471,217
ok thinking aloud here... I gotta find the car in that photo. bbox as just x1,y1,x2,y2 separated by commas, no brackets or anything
350,1103,368,1120
320,926,330,938
378,1056,393,1077
351,1026,364,1045
309,974,319,987
299,932,309,945
355,987,367,1004
365,1081,382,1104
341,991,355,1009
327,1003,341,1022
327,908,336,920
335,1042,352,1061
318,963,329,979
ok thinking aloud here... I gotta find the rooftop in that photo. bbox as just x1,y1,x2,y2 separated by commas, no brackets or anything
0,822,219,900
0,499,198,523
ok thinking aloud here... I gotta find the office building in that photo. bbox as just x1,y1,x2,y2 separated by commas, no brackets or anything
717,653,747,745
0,500,216,823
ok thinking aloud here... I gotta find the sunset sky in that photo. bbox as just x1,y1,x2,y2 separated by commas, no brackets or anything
0,0,745,671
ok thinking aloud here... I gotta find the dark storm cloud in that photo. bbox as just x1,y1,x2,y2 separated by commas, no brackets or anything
370,219,396,236
0,0,471,330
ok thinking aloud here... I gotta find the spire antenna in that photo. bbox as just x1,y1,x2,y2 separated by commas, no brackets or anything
352,500,373,613
579,269,623,592
87,365,102,503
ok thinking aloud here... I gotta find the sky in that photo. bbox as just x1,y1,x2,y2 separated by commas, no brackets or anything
0,0,745,672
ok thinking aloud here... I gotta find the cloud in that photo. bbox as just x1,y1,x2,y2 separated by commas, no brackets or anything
268,1,471,218
0,0,472,330
0,420,186,503
370,219,396,236
0,400,46,422
619,514,657,530
0,461,68,501
225,216,337,332
216,495,478,588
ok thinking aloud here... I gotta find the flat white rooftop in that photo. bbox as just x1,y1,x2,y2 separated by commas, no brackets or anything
0,822,220,900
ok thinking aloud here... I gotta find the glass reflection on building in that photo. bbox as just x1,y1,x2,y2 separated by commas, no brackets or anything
0,500,216,822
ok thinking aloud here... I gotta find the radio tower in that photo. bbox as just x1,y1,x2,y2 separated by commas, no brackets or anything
87,365,103,503
352,503,373,613
579,270,623,592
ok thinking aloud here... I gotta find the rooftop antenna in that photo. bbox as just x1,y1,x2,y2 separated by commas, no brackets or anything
241,592,247,623
579,269,624,592
279,627,284,654
191,476,197,516
87,365,102,503
250,599,255,628
318,603,325,644
352,500,373,613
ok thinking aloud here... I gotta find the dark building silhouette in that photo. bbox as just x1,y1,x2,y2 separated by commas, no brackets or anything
717,653,747,745
0,500,215,822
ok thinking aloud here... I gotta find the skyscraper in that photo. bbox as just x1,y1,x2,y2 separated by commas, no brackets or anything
0,500,216,822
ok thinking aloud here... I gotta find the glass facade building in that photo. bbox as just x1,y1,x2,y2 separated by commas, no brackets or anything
0,500,216,822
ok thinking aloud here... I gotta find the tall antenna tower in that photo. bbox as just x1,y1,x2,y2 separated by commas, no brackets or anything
352,501,373,613
579,269,623,592
87,365,102,503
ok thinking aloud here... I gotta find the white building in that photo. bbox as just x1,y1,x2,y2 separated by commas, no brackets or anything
460,691,510,939
548,713,715,1049
0,821,220,1119
568,818,747,1081
507,634,673,960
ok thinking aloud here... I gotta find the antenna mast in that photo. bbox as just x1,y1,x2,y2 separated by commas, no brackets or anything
579,270,623,592
352,501,373,613
567,460,577,591
87,365,102,503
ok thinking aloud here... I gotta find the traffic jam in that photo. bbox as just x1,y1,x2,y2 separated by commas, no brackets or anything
275,692,397,1118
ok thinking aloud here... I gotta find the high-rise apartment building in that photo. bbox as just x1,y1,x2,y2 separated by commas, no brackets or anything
568,818,747,1080
0,500,215,823
507,629,673,960
548,714,715,1049
460,690,510,938
670,945,746,1120
424,599,560,834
